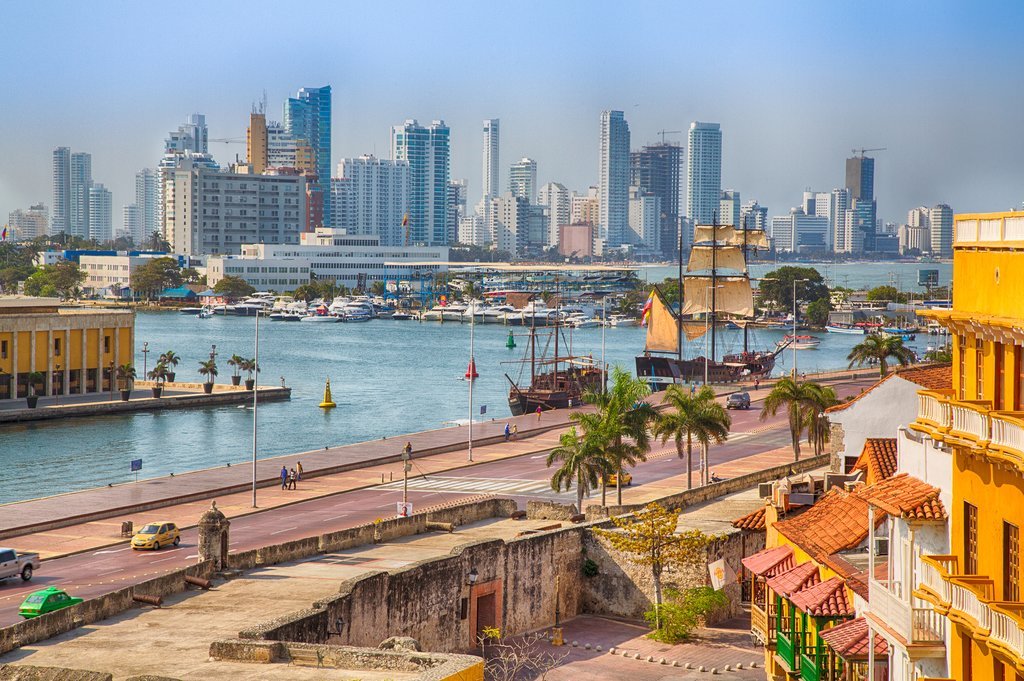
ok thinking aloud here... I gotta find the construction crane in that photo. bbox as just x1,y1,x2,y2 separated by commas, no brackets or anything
210,138,245,145
657,129,682,144
852,147,886,158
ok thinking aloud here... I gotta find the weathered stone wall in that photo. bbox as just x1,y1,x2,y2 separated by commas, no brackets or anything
0,664,113,681
526,500,578,520
829,422,846,472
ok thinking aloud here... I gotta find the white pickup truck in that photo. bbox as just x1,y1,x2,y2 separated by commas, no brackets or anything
0,548,40,582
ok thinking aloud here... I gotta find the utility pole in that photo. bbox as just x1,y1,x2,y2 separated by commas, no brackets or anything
251,311,259,508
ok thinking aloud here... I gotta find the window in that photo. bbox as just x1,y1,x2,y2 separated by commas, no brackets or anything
960,335,967,399
0,339,7,359
977,340,985,400
1017,345,1024,410
965,502,979,575
54,337,61,357
104,335,111,354
1006,522,1020,601
996,342,1005,409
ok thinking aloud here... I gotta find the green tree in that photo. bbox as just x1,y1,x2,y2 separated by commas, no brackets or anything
866,285,909,304
181,267,204,284
760,376,822,461
116,363,137,391
804,383,839,457
546,426,606,512
197,358,218,384
145,230,172,252
924,345,953,363
228,354,244,379
594,502,713,630
22,260,86,298
653,384,731,490
130,257,182,300
757,266,828,312
804,298,831,328
847,333,916,377
213,275,256,299
645,586,730,643
370,280,386,296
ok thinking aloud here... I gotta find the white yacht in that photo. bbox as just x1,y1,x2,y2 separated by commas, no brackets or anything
481,305,516,324
566,314,601,329
605,314,639,327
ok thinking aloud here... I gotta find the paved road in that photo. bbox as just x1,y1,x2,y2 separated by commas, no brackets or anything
0,375,871,627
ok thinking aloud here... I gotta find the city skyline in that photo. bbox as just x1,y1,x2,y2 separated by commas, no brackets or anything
3,2,1024,233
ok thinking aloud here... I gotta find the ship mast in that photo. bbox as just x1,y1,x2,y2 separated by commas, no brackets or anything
553,277,559,389
710,213,718,365
530,296,537,386
677,218,684,361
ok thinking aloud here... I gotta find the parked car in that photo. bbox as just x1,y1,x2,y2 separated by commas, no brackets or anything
601,471,633,487
131,522,181,550
18,587,83,619
726,392,751,410
0,547,40,582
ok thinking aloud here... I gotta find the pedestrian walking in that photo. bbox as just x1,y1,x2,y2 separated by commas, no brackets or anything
288,467,297,490
403,442,413,458
280,465,288,490
296,461,303,481
512,424,518,440
504,423,511,441
690,383,696,395
536,405,543,421
754,378,760,391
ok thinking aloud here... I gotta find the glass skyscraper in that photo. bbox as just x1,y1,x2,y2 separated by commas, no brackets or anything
391,119,450,246
285,86,332,227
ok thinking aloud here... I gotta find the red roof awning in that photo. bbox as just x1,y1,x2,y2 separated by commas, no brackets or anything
741,545,794,577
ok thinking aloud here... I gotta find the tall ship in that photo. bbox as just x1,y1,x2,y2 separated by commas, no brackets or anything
635,222,787,389
505,313,605,415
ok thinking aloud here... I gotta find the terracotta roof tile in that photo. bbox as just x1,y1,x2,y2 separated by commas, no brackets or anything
852,438,899,483
859,473,947,521
742,545,795,577
825,363,951,414
774,487,879,559
819,617,889,659
766,560,820,597
790,576,854,617
731,503,808,531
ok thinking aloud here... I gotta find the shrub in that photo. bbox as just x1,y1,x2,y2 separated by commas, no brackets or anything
644,586,729,643
581,558,599,578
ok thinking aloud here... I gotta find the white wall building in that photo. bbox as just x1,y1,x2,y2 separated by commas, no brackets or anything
88,184,112,242
628,186,661,253
719,189,740,228
457,215,488,246
686,121,722,229
508,157,537,204
79,253,174,294
205,229,448,293
8,204,48,240
481,119,499,202
740,200,768,232
538,182,570,248
123,168,158,243
599,110,630,247
929,203,953,257
164,156,306,256
334,155,410,246
898,224,930,254
488,193,526,255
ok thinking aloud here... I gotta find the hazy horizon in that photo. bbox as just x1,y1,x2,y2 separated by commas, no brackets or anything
3,1,1023,232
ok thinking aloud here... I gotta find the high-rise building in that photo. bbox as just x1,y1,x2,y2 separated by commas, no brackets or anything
391,119,451,245
898,224,929,254
123,168,158,244
845,155,874,202
538,182,571,248
508,158,537,204
88,184,112,242
686,121,723,232
284,86,331,225
165,113,208,154
70,152,93,239
929,203,953,257
771,208,828,253
121,205,140,242
481,119,500,202
719,190,741,229
631,143,683,257
334,155,410,246
247,111,268,174
829,188,851,253
908,206,930,230
447,179,467,245
158,114,218,239
8,204,48,240
741,200,768,233
489,193,527,255
571,187,600,226
164,156,306,256
51,147,71,235
458,214,488,246
628,186,661,253
599,111,630,247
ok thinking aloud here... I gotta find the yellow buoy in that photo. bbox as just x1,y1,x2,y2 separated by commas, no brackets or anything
319,378,337,409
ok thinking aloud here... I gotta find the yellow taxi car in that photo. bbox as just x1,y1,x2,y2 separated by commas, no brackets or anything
602,471,633,487
131,521,181,550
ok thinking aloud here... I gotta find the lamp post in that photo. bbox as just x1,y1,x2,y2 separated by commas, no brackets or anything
467,306,475,463
467,566,479,634
601,296,607,393
703,285,724,385
54,364,60,406
142,342,149,380
792,279,809,378
109,361,115,402
251,311,259,508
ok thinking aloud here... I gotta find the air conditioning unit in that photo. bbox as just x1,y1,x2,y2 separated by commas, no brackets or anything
758,483,774,498
873,537,890,557
789,492,816,506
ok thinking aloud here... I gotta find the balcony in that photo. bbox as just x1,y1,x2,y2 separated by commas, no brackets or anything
989,602,1024,661
919,554,958,604
751,602,772,646
948,400,991,445
989,412,1024,466
917,390,953,430
869,578,945,646
777,630,797,671
948,576,995,631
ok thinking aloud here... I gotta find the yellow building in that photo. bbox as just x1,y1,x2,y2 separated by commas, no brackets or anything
911,211,1024,680
0,297,134,400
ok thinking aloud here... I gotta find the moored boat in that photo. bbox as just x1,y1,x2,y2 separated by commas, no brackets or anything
825,323,867,335
777,334,821,350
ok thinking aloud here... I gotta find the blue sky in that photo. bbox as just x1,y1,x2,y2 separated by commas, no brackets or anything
2,1,1024,229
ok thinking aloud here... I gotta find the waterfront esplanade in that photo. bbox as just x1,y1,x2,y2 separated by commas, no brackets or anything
0,297,134,400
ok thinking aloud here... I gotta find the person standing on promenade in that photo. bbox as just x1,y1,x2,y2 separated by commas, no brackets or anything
403,442,413,459
512,424,518,440
280,465,288,490
297,461,303,481
288,467,297,490
504,423,511,441
754,378,760,391
536,405,543,421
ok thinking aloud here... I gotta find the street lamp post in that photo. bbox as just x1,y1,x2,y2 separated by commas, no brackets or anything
468,306,475,463
55,364,60,406
792,279,809,378
109,361,115,402
251,311,259,508
142,342,149,380
601,296,607,393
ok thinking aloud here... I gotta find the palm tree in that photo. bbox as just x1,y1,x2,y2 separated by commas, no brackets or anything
653,384,731,489
116,363,137,391
228,354,244,383
197,358,218,384
761,377,823,461
847,333,916,378
160,350,181,382
547,426,606,512
804,383,839,457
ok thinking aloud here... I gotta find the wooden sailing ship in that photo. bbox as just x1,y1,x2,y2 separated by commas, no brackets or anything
635,221,787,389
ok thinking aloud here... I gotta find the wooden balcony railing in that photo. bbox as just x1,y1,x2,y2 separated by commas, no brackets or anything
777,630,797,669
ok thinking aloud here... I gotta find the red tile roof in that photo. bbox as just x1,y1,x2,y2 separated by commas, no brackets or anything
859,473,947,521
825,363,951,413
741,545,795,577
790,576,854,617
766,560,820,597
773,487,879,560
852,438,899,483
732,503,809,531
819,617,889,659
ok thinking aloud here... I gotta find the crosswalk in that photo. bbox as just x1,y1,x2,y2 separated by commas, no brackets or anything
374,476,567,497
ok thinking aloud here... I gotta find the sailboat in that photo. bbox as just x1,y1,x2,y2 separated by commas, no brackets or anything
635,220,787,389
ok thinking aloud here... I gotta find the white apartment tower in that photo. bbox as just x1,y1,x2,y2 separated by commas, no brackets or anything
88,184,112,242
628,186,662,253
929,203,953,257
334,155,410,246
70,152,92,238
599,110,630,247
719,190,741,228
686,122,722,229
538,182,571,247
8,204,49,240
481,119,500,202
508,158,537,204
51,147,71,235
489,193,526,255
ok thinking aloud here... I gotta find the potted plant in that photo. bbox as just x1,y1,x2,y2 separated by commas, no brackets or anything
198,358,218,394
116,363,137,401
147,362,167,398
242,358,259,390
160,351,180,383
228,354,243,386
26,371,45,408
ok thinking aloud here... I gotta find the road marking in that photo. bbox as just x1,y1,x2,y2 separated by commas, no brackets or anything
185,554,199,559
152,555,180,563
92,548,130,555
269,526,298,536
97,568,123,576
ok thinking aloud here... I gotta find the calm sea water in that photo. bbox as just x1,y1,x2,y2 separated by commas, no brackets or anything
1,261,946,503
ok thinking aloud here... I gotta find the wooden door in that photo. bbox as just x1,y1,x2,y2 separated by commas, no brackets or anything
475,592,496,638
